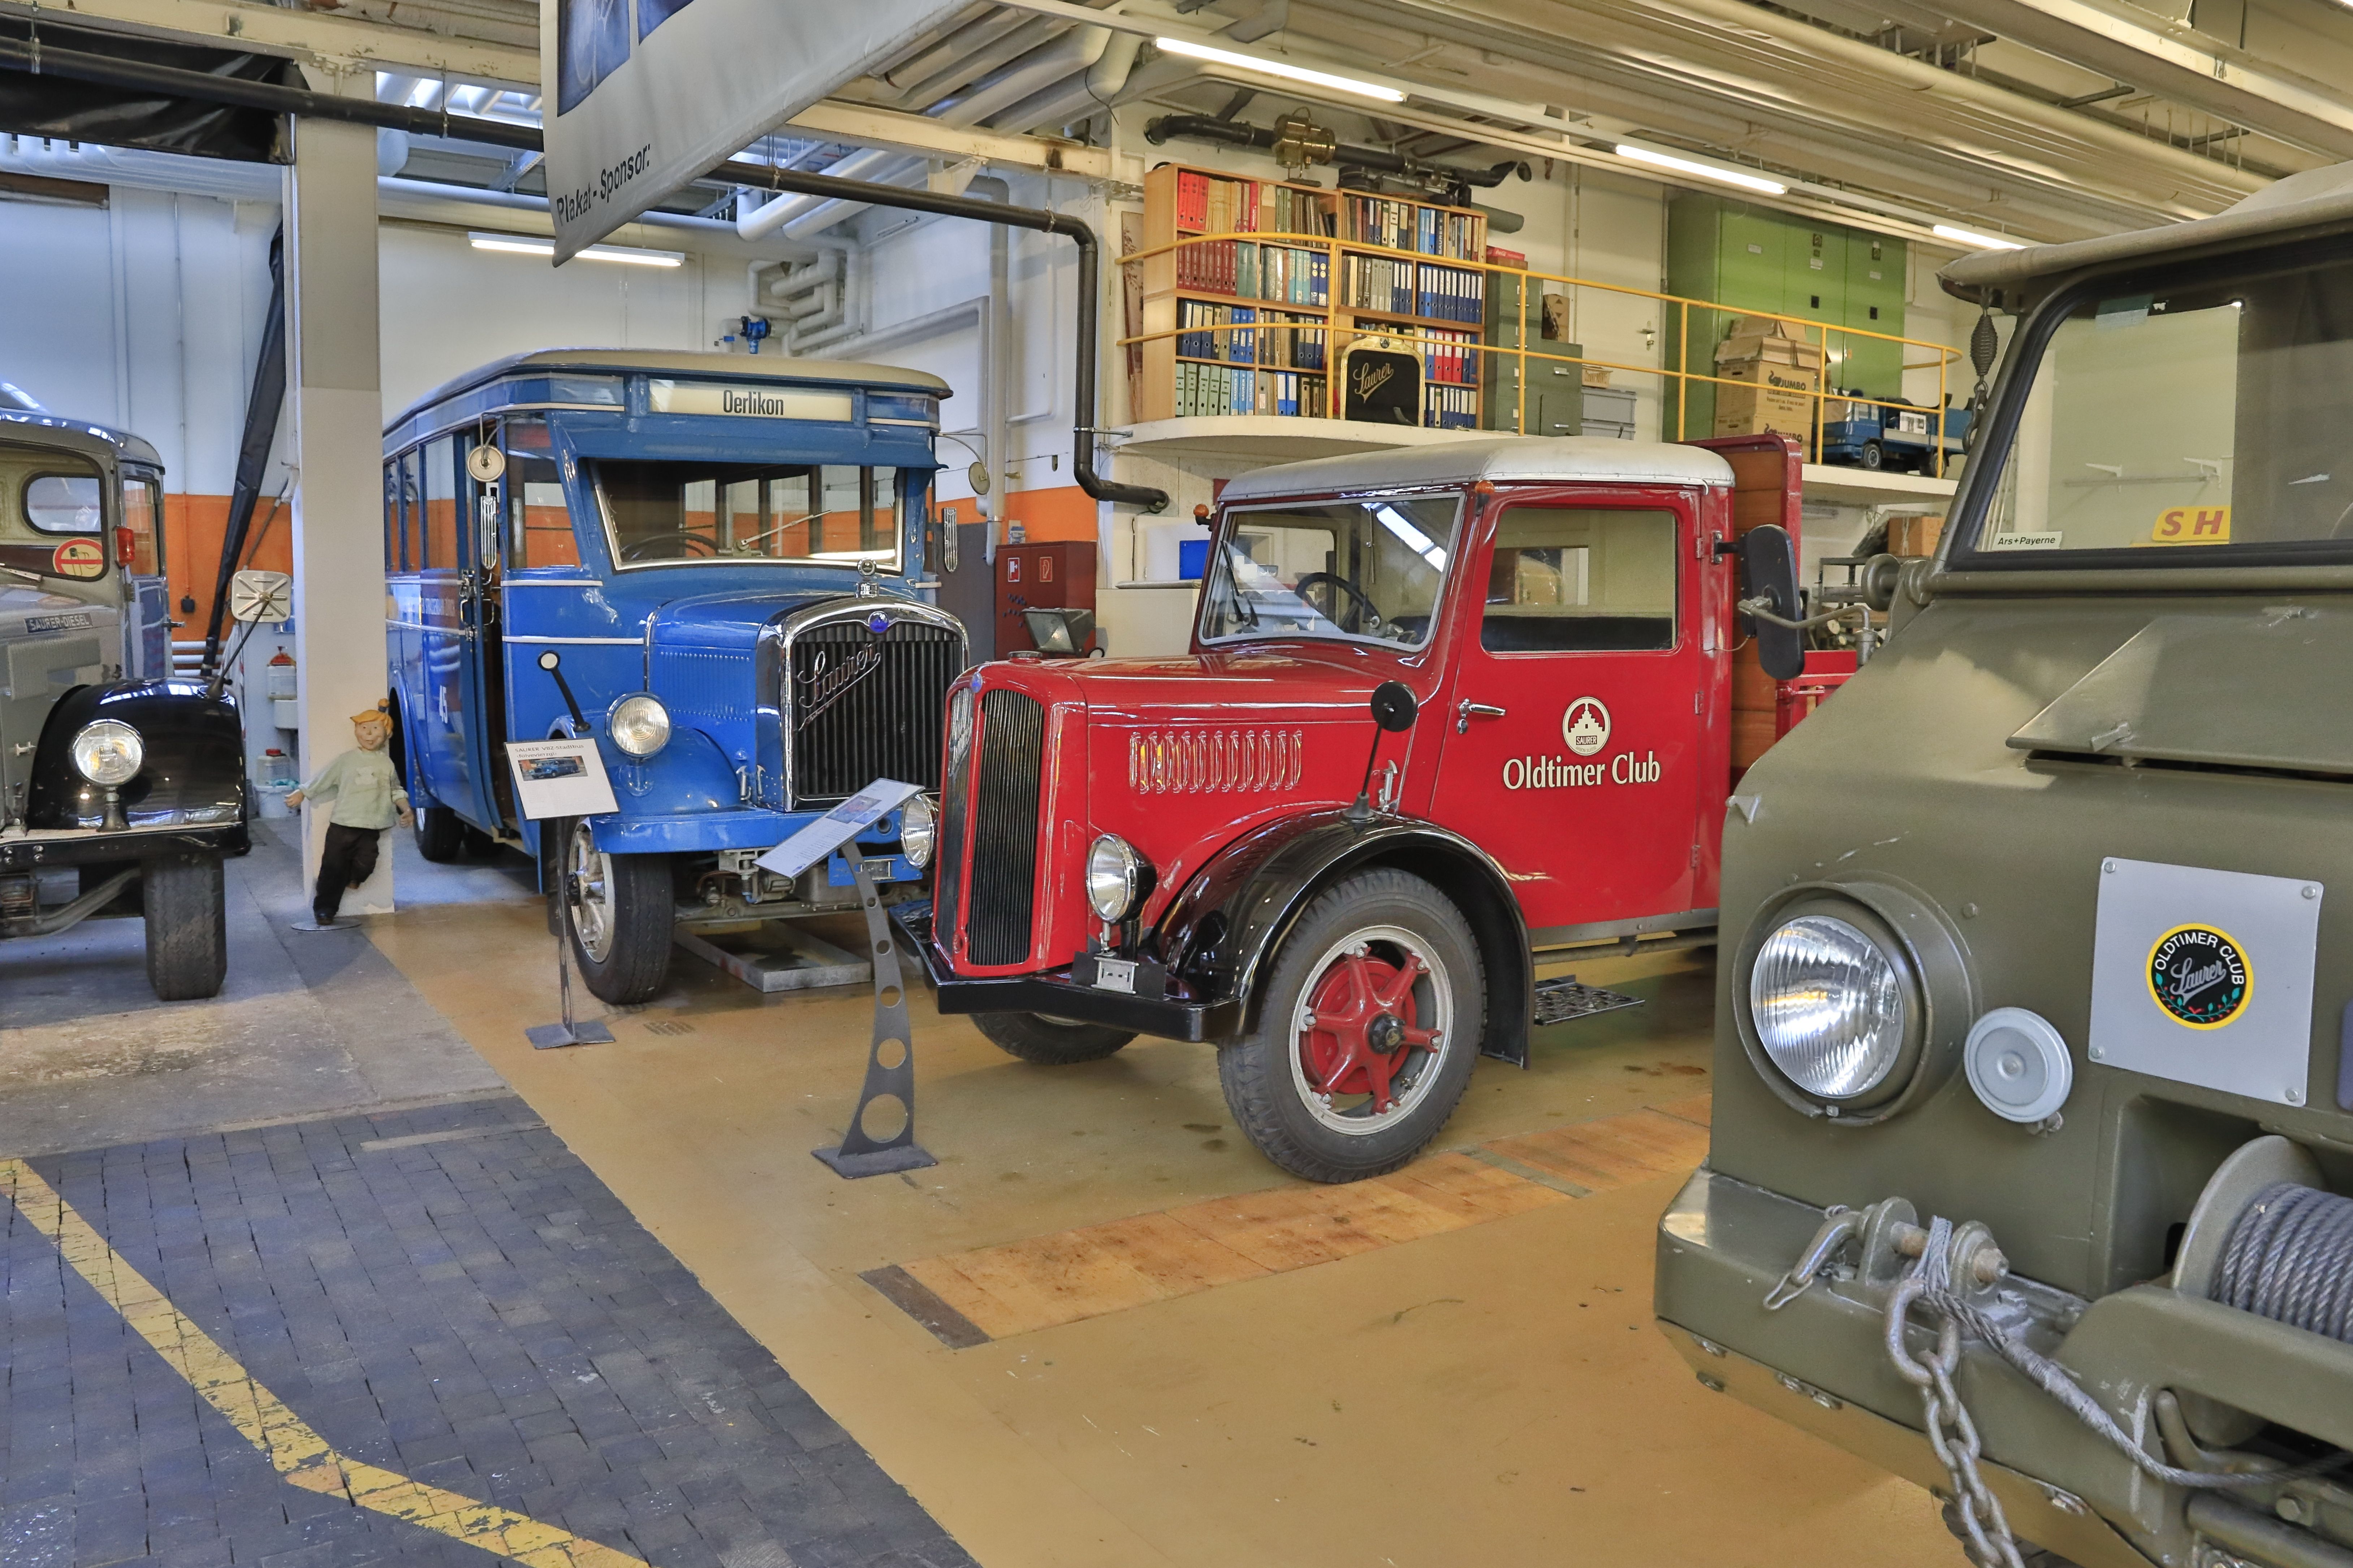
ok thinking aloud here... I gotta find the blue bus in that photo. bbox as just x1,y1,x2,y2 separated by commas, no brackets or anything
382,350,966,1003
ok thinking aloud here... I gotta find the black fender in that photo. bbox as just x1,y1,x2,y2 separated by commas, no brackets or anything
27,679,247,838
1151,811,1534,1066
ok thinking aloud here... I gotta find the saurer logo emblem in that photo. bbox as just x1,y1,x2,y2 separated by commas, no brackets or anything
796,640,883,730
2147,923,2251,1029
1562,696,1611,756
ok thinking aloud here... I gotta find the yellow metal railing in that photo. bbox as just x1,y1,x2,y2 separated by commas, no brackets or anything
1118,230,1969,477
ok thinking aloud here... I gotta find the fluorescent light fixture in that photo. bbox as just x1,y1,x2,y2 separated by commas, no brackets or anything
1933,223,2026,251
1154,36,1406,102
1614,144,1786,195
467,232,684,267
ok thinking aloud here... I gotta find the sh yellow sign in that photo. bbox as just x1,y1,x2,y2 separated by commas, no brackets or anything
2148,506,2231,545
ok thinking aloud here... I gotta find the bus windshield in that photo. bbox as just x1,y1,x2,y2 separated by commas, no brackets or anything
1963,247,2353,567
592,459,903,571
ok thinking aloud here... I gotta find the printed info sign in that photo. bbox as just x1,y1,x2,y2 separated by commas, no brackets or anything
543,0,964,260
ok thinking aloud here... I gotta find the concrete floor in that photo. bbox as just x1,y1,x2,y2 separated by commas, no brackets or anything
1,823,1957,1568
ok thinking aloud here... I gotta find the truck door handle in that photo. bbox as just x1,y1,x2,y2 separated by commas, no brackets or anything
1456,699,1506,733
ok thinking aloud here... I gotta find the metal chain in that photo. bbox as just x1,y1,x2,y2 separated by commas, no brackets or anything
1887,1219,2027,1568
1881,1212,2353,1568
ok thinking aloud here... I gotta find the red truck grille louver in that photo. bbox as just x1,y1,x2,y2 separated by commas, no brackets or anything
964,688,1044,966
786,620,964,808
1128,728,1304,794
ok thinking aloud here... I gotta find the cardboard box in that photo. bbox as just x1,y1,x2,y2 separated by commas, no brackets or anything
1888,514,1945,558
1581,365,1612,388
1714,383,1816,453
1715,316,1825,378
1717,355,1821,394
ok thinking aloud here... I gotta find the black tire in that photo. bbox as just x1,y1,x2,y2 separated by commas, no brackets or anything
461,824,501,859
143,855,226,1001
413,803,465,863
1860,438,1886,471
972,1012,1135,1064
556,816,673,1005
1217,867,1484,1183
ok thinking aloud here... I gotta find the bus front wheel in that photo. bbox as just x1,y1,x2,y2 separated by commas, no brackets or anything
557,817,672,1005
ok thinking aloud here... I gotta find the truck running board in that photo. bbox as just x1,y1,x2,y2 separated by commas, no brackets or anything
1531,975,1646,1027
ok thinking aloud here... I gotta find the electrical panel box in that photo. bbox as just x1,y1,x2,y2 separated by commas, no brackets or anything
995,542,1098,654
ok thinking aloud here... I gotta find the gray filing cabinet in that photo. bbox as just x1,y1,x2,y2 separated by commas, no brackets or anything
1481,272,1583,438
1581,385,1637,441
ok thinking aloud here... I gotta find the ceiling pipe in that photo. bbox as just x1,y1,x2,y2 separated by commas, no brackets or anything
990,31,1145,133
878,8,1037,99
719,161,1167,513
776,155,926,239
736,145,900,240
895,14,1066,111
1146,112,1529,194
938,26,1112,127
0,29,540,150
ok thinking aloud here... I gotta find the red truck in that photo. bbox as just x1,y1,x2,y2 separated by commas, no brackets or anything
902,434,1812,1181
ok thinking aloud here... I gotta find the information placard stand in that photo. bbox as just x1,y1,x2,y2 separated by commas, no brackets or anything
813,843,937,1178
527,908,616,1050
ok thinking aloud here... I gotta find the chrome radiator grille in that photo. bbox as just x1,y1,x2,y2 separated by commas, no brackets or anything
965,688,1043,966
786,618,964,808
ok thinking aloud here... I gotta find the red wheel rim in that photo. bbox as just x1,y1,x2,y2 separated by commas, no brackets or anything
1297,943,1442,1117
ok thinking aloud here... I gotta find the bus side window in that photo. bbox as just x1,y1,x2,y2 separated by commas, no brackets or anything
504,419,576,568
399,448,424,568
384,463,405,572
422,437,462,569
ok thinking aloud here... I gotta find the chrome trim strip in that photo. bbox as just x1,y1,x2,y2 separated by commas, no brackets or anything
502,579,603,588
1529,909,1720,949
502,634,643,645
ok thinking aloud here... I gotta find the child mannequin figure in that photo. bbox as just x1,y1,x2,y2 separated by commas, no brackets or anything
286,705,413,930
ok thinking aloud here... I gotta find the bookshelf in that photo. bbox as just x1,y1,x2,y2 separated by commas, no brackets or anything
1135,162,1490,427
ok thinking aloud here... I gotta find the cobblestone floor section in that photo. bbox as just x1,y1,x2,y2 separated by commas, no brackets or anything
1,1095,975,1568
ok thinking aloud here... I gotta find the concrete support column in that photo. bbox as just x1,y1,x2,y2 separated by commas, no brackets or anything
284,103,392,915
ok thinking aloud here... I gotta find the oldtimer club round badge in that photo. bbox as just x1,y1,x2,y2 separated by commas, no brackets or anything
1562,696,1611,757
2147,923,2252,1029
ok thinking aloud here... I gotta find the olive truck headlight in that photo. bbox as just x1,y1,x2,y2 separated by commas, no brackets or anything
1086,833,1150,922
71,719,144,786
607,693,671,758
901,793,937,869
1748,914,1908,1099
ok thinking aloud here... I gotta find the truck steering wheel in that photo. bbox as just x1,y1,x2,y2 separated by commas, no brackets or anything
620,531,721,561
1294,571,1383,633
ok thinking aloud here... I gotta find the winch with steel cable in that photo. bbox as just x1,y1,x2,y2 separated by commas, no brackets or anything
1767,1139,2353,1568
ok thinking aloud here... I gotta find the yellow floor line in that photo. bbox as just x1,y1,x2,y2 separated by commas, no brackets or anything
0,1158,649,1568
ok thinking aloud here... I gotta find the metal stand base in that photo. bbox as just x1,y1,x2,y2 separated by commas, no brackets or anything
813,845,936,1179
528,896,614,1049
674,923,869,992
289,918,357,933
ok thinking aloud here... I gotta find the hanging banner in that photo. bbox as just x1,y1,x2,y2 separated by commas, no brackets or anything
542,0,964,260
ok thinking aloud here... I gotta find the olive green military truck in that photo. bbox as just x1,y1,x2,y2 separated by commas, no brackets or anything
1656,163,2353,1568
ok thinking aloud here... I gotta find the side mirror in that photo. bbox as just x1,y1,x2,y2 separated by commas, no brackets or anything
1732,525,1805,683
1370,680,1418,732
227,569,292,624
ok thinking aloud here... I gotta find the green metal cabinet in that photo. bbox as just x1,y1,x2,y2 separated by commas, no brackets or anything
1666,194,1908,431
1481,269,1582,437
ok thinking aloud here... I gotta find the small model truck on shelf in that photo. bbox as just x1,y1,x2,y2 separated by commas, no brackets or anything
901,433,1817,1182
1819,395,1972,474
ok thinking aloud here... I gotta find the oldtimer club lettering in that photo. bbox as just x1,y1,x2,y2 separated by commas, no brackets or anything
1503,696,1658,790
2147,923,2252,1028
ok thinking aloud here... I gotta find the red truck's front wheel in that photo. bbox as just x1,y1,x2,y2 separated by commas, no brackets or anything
1219,868,1484,1182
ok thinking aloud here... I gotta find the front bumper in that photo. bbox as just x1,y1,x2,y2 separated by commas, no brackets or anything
0,820,248,872
1655,1168,2353,1568
591,807,917,878
892,902,1242,1042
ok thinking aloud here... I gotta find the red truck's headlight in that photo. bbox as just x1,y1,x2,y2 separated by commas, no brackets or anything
1086,833,1151,921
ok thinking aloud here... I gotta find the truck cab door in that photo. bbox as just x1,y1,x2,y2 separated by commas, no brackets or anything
1426,489,1707,936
